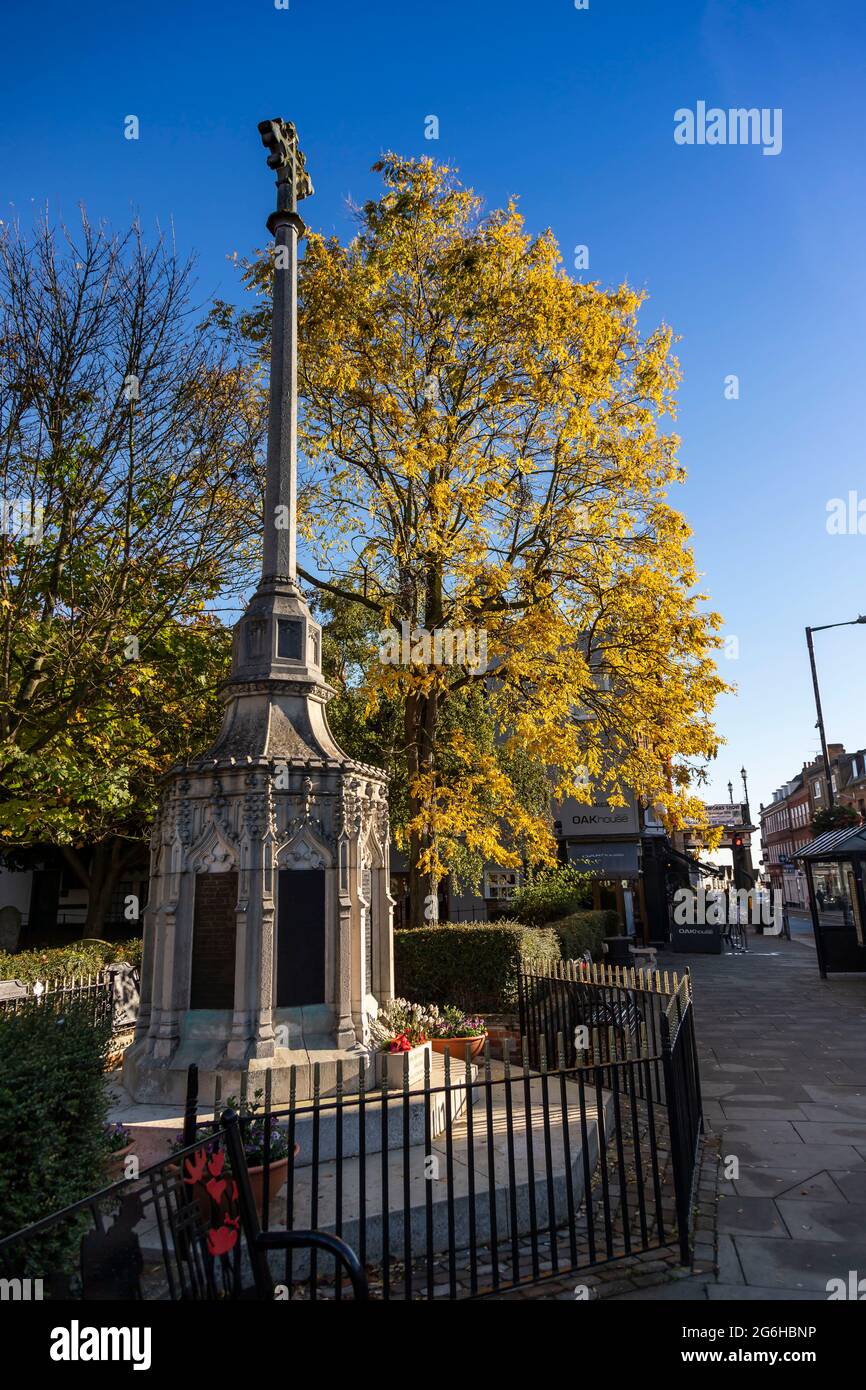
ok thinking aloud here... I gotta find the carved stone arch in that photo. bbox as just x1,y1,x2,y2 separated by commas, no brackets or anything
275,822,335,871
186,822,238,874
360,819,386,871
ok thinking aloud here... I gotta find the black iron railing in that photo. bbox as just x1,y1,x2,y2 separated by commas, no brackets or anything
1,966,702,1301
660,977,703,1262
0,1113,367,1302
0,970,137,1034
518,960,703,1265
0,973,116,1030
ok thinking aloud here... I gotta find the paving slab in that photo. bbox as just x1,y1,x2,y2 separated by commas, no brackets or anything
720,1120,808,1143
772,1171,848,1202
777,1199,866,1243
706,1283,821,1301
721,1141,866,1169
733,1234,866,1293
801,1103,866,1122
617,936,866,1303
830,1170,866,1203
722,1107,811,1123
716,1195,789,1238
612,1279,710,1301
716,1232,745,1284
793,1121,866,1146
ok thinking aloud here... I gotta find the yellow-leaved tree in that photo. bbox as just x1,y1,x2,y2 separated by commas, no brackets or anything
232,155,726,926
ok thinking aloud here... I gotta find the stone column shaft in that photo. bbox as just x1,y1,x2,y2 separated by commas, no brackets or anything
262,216,300,585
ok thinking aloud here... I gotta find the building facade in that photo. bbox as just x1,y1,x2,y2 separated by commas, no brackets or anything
760,742,866,907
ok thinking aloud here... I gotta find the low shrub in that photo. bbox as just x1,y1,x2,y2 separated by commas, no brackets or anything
547,910,614,961
0,936,142,985
395,920,560,1012
512,866,592,926
0,995,113,1276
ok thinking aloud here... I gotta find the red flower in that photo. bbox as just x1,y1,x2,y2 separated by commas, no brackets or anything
389,1032,412,1053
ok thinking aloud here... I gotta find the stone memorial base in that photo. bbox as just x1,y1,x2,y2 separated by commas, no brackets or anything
124,1015,374,1107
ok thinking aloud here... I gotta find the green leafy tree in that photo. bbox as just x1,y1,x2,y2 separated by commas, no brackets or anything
812,803,861,836
0,212,264,927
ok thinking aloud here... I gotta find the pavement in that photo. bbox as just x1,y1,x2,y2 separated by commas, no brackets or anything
786,906,816,943
613,929,866,1301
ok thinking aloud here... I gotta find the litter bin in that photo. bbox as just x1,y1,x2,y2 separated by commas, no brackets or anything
604,934,633,966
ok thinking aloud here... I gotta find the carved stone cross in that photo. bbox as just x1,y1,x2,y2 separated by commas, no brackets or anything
258,118,314,213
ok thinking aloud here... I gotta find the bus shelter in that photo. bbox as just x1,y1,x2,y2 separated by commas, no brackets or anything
796,825,866,978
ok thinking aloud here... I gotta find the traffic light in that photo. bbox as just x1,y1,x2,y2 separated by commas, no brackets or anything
731,834,749,889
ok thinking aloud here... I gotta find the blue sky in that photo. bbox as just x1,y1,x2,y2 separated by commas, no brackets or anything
3,0,865,821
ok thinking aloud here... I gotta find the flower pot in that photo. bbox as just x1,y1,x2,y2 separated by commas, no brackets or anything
104,1141,135,1183
375,1040,432,1090
430,1034,487,1061
246,1155,291,1216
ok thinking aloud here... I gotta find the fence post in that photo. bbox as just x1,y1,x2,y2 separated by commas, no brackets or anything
221,1107,273,1300
182,1064,199,1146
661,1010,692,1266
683,969,704,1133
517,968,527,1044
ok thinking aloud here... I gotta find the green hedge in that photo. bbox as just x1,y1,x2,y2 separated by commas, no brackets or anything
0,936,142,985
394,920,561,1012
0,996,113,1277
548,910,618,961
512,866,592,926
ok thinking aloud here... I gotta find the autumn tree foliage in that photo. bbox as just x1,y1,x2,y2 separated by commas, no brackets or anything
0,213,265,930
226,157,726,925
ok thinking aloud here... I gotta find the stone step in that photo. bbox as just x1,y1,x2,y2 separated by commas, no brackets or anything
258,1073,613,1278
110,1054,479,1169
286,1056,478,1165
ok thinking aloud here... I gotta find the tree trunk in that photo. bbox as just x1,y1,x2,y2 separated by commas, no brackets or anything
406,668,442,926
60,838,137,938
85,838,131,937
405,561,445,928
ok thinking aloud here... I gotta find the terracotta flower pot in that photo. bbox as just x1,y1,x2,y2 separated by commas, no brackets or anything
430,1034,487,1060
246,1155,291,1216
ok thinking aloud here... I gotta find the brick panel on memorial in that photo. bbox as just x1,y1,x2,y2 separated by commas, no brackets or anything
190,872,238,1009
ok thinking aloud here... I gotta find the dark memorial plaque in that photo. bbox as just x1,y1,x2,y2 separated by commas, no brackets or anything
277,868,326,1006
190,872,238,1008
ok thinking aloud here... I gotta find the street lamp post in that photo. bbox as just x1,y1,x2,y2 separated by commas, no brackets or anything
804,617,866,808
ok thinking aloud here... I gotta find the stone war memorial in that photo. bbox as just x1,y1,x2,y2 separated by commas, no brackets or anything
124,120,394,1104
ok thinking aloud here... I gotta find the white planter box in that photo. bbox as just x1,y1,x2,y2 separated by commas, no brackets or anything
374,1040,432,1091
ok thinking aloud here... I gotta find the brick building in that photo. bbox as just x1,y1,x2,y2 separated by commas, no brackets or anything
761,742,866,906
